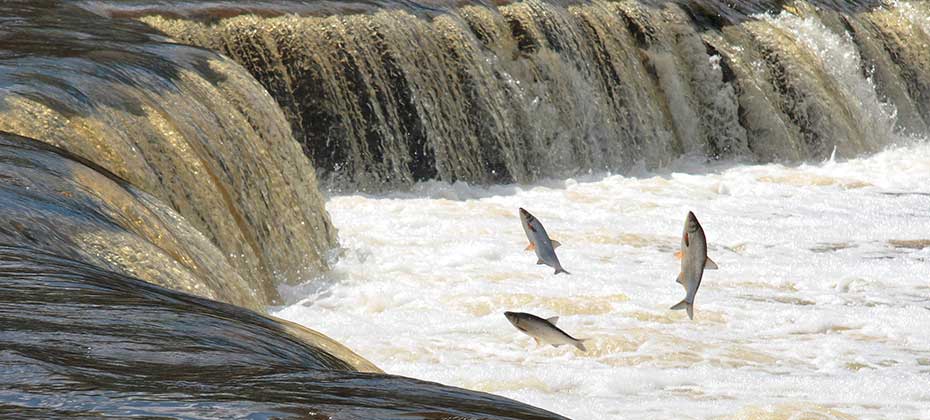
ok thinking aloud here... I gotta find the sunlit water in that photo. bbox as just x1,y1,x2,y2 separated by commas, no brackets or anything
275,143,930,419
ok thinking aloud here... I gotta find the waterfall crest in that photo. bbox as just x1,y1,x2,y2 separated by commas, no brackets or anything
139,0,926,190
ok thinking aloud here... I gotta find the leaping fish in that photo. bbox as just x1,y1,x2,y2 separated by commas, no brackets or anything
504,311,587,351
671,211,718,320
519,208,569,275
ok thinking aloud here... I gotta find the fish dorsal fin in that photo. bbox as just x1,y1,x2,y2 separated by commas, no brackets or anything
684,232,690,247
547,316,559,325
525,242,536,251
537,258,545,265
674,250,683,260
705,257,719,270
551,240,562,249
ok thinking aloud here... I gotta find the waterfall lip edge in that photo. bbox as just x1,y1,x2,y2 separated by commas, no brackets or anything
88,0,890,25
129,0,912,196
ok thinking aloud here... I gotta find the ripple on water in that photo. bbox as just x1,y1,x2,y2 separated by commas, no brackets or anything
455,293,630,317
567,232,677,248
757,174,872,189
627,309,728,324
716,403,858,420
887,239,930,250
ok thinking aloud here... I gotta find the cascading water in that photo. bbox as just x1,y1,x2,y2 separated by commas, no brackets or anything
0,2,569,418
0,1,337,306
2,0,929,418
138,0,926,191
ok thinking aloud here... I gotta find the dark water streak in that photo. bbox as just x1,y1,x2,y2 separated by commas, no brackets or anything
0,0,338,306
0,245,566,419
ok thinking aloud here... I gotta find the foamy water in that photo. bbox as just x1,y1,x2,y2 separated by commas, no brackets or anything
273,142,930,420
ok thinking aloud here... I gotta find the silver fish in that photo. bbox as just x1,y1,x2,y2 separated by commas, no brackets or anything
670,211,718,320
504,311,587,351
519,208,569,275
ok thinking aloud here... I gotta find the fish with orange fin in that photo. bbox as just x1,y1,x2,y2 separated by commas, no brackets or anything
671,211,718,320
519,208,569,275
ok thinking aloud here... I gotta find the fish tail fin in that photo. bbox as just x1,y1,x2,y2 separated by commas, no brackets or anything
554,267,570,275
574,339,588,352
670,299,694,320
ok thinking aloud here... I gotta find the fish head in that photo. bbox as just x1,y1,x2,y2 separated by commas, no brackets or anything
685,211,701,235
681,211,702,248
519,208,538,233
504,311,527,330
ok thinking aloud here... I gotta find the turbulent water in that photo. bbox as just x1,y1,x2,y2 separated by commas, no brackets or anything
139,0,930,190
1,0,929,418
275,141,930,419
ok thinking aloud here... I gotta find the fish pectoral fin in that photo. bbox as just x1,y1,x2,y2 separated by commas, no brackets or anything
550,239,562,249
704,256,719,270
546,316,559,325
525,242,536,251
537,258,545,265
684,232,689,247
533,337,541,345
674,250,683,260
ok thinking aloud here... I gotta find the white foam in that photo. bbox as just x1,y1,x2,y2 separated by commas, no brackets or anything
274,143,930,419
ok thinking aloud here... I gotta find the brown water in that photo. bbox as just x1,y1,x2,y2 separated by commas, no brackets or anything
0,2,568,417
136,0,925,190
0,0,927,418
0,0,336,306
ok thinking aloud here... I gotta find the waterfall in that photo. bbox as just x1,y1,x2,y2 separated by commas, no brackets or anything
0,1,337,306
1,1,926,417
136,0,927,191
0,3,572,417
